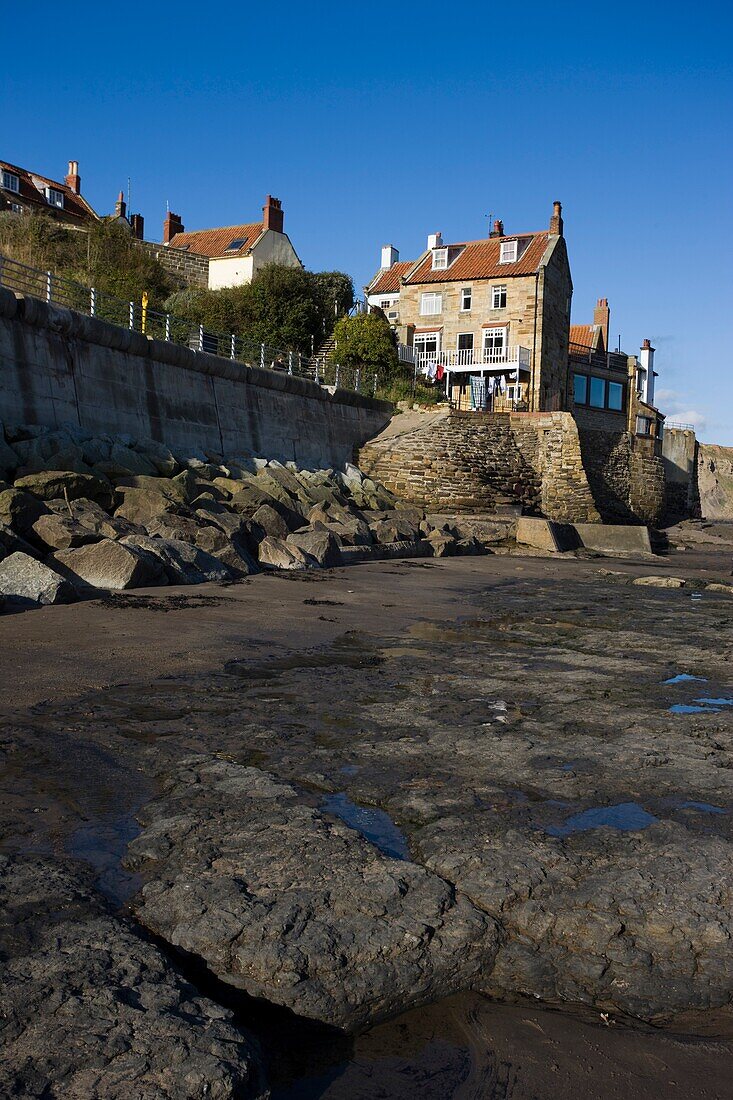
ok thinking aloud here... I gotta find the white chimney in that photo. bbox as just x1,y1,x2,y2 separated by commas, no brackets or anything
639,339,655,405
427,232,443,250
381,244,399,269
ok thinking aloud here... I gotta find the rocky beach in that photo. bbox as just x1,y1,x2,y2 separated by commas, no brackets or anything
2,506,733,1097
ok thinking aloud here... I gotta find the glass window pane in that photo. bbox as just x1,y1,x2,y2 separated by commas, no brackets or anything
589,377,606,407
608,382,624,410
573,374,588,404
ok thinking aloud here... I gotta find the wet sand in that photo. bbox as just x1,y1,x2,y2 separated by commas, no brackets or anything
2,539,733,1098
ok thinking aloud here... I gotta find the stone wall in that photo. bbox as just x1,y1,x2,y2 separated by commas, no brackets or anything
138,241,210,289
360,407,666,526
662,428,701,520
0,288,390,468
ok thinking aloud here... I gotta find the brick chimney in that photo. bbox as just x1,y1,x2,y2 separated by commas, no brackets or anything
489,219,504,238
130,213,144,240
114,190,126,219
263,194,284,233
593,297,610,351
65,160,81,194
163,211,184,245
549,200,563,236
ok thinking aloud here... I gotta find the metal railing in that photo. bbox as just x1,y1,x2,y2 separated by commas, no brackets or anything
0,252,380,395
410,345,531,372
568,341,629,374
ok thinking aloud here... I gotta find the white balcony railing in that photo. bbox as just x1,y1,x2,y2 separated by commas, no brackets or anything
406,345,531,373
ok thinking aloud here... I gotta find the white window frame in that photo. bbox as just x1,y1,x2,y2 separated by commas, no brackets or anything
432,247,448,270
46,187,64,208
2,171,20,193
380,299,391,310
420,292,442,316
414,331,441,359
499,240,518,263
483,326,507,362
460,287,472,311
491,284,507,309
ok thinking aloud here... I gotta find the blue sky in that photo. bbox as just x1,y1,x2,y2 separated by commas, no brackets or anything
4,1,732,441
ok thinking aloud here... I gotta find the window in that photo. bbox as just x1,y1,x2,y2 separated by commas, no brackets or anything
607,382,624,411
499,240,518,263
457,333,474,350
10,202,22,213
387,311,398,320
492,284,507,309
225,237,247,251
461,287,472,311
414,332,440,357
483,327,506,361
46,187,64,208
573,373,588,404
380,299,391,309
432,247,448,270
589,377,606,408
2,171,20,192
420,292,442,316
636,415,652,436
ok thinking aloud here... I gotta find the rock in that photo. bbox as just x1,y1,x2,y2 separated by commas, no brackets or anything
120,535,234,585
145,513,203,542
127,757,499,1032
0,855,267,1100
0,522,38,562
307,502,373,546
13,470,110,503
101,441,160,477
212,477,246,498
632,575,687,588
0,424,19,477
0,489,49,533
134,438,179,478
705,583,733,595
0,552,75,607
194,526,258,576
114,488,181,526
286,528,342,567
53,540,165,591
427,530,458,557
257,536,315,571
115,475,188,502
46,497,142,541
251,503,291,542
30,513,100,551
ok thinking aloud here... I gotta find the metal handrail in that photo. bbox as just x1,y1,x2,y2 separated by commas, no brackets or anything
0,252,378,396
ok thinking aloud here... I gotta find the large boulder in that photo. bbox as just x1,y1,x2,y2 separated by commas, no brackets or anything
257,536,314,571
0,424,19,479
30,513,100,552
95,442,159,478
46,497,141,541
230,483,285,518
114,488,181,526
53,540,166,591
0,856,267,1100
115,475,188,503
13,470,110,503
120,535,234,585
251,503,291,542
144,513,203,542
0,552,75,608
193,526,258,576
0,522,38,562
0,489,49,533
286,528,342,567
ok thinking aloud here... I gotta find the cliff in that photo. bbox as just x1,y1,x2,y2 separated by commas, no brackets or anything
698,443,733,520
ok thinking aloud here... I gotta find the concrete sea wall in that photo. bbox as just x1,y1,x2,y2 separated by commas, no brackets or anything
0,288,390,468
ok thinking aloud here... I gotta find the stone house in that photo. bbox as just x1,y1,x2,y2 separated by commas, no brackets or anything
157,195,302,290
569,298,664,450
0,159,99,227
365,202,572,413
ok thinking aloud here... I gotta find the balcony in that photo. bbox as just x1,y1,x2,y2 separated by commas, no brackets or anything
398,344,531,373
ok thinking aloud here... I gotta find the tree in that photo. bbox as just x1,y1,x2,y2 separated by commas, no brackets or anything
332,312,398,374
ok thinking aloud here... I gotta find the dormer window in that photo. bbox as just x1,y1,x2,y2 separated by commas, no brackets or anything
46,187,64,208
225,237,246,252
499,240,518,263
2,171,20,193
432,247,448,270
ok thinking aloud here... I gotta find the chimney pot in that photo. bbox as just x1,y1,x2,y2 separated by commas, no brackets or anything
263,194,284,233
489,218,504,238
549,199,564,236
163,211,184,245
593,296,610,352
65,159,81,195
130,213,145,241
114,190,126,219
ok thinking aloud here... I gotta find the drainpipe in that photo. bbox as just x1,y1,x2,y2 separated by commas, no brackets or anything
531,270,539,412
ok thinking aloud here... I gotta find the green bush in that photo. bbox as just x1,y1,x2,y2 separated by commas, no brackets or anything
332,312,398,374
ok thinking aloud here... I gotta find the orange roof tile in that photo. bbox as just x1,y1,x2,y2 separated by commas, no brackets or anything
0,159,98,224
569,324,595,349
405,232,550,284
168,221,265,258
367,260,414,295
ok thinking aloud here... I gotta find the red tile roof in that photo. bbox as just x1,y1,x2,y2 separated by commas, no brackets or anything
168,222,265,258
0,159,98,224
569,324,596,349
367,260,414,295
404,232,550,283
